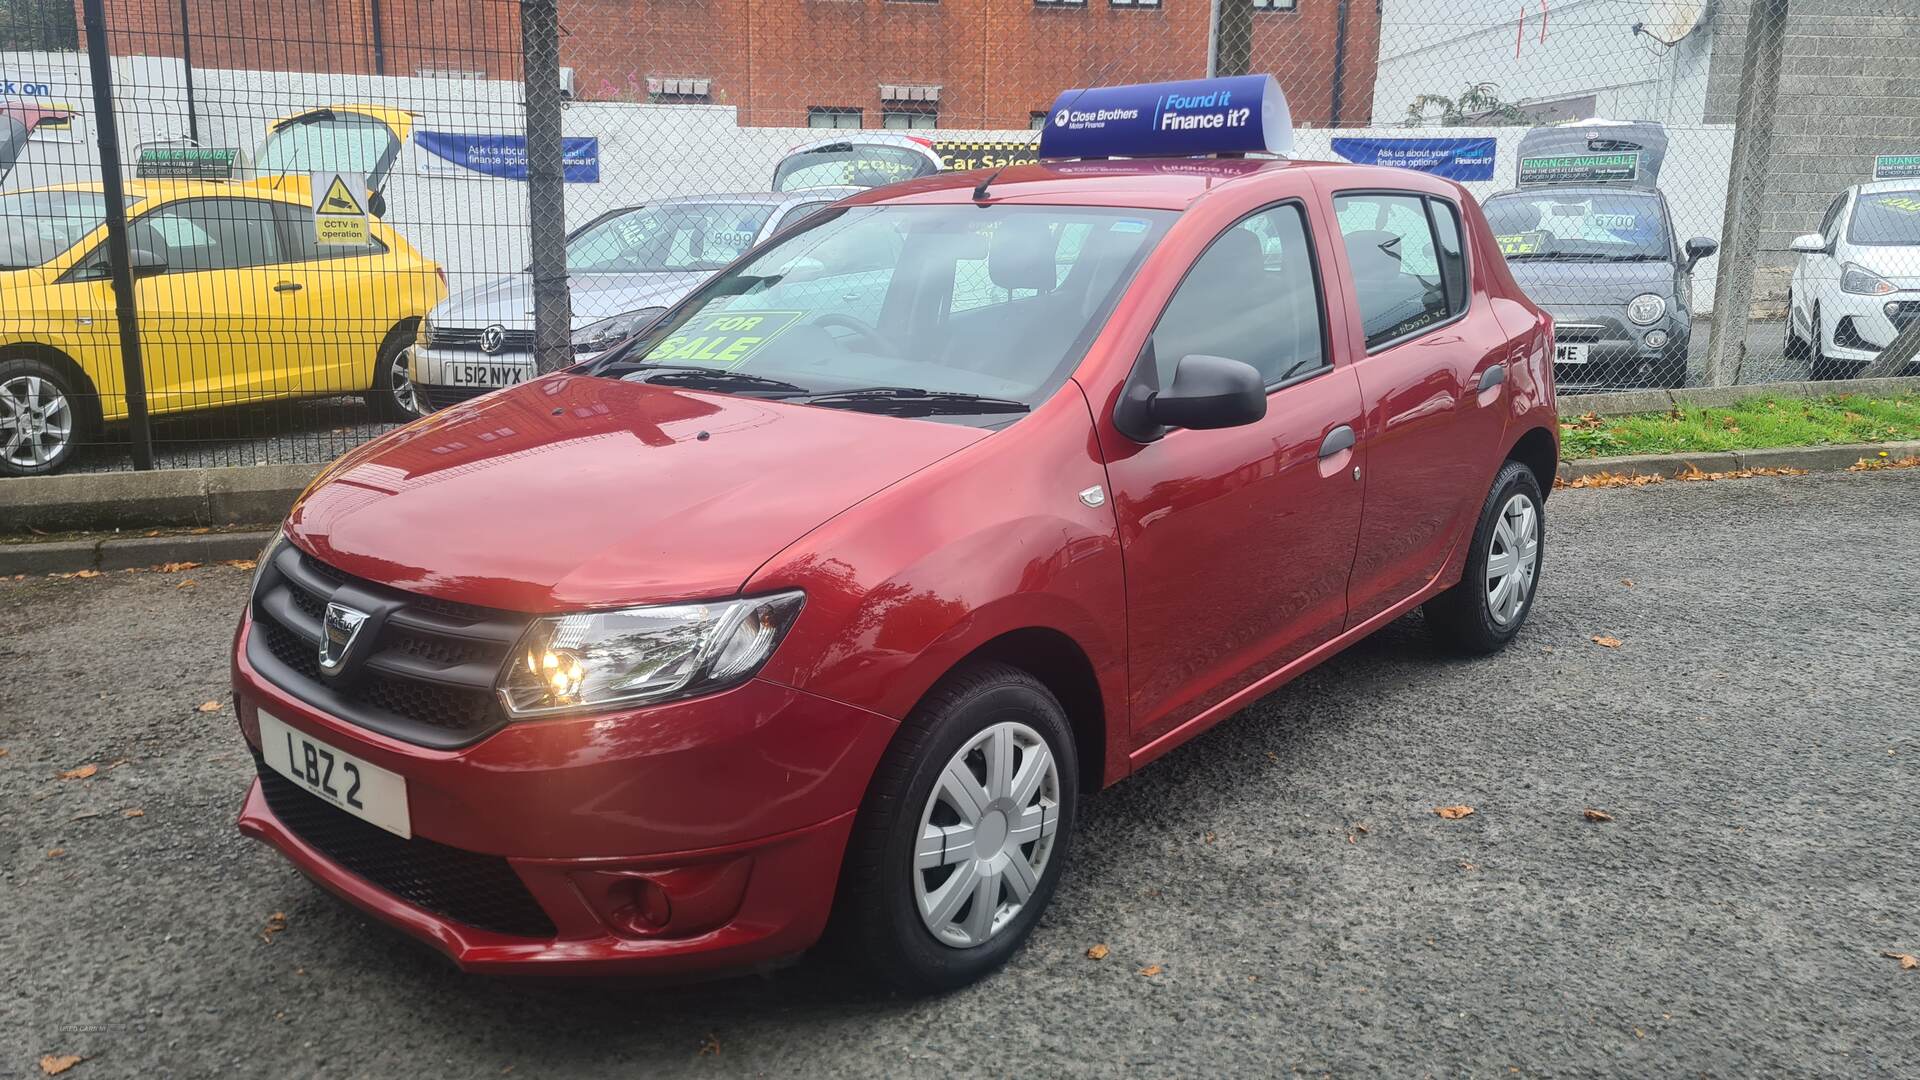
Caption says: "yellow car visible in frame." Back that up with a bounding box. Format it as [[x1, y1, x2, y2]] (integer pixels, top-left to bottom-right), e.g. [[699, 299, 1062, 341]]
[[0, 180, 445, 475]]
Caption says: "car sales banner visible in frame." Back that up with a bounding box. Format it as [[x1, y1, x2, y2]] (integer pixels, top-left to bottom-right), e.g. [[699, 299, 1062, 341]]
[[1037, 75, 1291, 159], [1330, 137, 1496, 181], [416, 130, 601, 182]]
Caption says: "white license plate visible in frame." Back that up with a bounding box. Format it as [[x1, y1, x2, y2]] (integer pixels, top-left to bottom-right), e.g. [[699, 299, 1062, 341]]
[[259, 710, 411, 838], [443, 362, 528, 388], [1554, 343, 1591, 365]]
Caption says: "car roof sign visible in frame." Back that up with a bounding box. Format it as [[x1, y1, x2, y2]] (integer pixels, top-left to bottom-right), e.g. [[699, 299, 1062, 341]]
[[1036, 75, 1291, 161]]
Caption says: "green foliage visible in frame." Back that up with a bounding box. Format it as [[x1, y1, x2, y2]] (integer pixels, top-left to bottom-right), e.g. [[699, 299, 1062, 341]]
[[1404, 83, 1531, 128], [1559, 393, 1920, 459], [0, 0, 78, 51]]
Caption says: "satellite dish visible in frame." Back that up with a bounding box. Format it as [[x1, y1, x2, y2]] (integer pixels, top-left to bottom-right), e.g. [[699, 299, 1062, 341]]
[[1638, 0, 1711, 46]]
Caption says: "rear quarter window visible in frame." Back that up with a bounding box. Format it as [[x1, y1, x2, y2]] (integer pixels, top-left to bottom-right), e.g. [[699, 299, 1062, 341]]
[[1334, 192, 1469, 350]]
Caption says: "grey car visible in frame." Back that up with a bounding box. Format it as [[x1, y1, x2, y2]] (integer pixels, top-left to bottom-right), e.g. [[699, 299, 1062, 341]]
[[407, 190, 849, 413]]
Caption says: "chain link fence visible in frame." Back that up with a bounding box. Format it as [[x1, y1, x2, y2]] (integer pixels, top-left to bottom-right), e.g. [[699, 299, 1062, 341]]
[[1, 0, 1915, 475]]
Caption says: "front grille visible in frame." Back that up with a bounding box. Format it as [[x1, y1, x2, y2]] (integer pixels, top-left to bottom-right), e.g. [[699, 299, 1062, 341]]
[[255, 755, 556, 939], [417, 383, 496, 412], [429, 326, 536, 352], [247, 544, 526, 748]]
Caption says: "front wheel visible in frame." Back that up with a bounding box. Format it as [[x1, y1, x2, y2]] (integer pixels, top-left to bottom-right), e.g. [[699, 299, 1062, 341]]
[[365, 324, 423, 422], [1425, 460, 1545, 655], [838, 661, 1078, 993], [0, 357, 87, 477]]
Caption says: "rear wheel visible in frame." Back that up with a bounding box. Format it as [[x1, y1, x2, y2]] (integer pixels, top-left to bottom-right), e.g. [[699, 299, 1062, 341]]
[[365, 323, 423, 421], [1425, 460, 1544, 655], [838, 661, 1077, 993], [0, 357, 88, 477]]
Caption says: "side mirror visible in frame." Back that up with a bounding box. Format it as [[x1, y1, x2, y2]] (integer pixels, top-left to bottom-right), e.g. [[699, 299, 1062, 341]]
[[128, 246, 167, 278], [367, 190, 388, 219], [1147, 353, 1266, 433], [1788, 233, 1830, 256], [1684, 236, 1718, 262]]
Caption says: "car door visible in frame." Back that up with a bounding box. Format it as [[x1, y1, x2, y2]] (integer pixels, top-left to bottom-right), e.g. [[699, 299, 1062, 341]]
[[1328, 188, 1510, 627], [121, 196, 301, 412], [271, 201, 395, 392], [1103, 201, 1366, 750]]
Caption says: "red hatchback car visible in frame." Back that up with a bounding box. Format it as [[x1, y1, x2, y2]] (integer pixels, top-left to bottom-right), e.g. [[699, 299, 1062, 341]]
[[232, 155, 1557, 991]]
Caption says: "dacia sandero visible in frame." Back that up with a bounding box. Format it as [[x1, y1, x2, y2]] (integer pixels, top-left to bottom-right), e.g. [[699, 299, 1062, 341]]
[[231, 79, 1558, 992]]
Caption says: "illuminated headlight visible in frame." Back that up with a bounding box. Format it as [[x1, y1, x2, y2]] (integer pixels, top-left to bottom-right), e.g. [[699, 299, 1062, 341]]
[[1626, 294, 1667, 326], [416, 313, 436, 348], [1841, 263, 1897, 296], [572, 308, 666, 356], [499, 591, 804, 717]]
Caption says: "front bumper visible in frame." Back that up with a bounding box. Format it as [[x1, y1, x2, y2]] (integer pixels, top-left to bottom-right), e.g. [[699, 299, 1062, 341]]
[[232, 613, 897, 976], [1546, 307, 1689, 391], [1816, 291, 1920, 365]]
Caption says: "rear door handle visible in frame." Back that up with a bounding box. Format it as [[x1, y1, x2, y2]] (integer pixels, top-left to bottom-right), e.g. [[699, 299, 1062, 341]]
[[1477, 363, 1506, 392], [1319, 424, 1356, 458], [273, 281, 303, 293]]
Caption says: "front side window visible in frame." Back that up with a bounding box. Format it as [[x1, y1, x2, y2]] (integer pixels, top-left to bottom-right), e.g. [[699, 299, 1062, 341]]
[[1153, 203, 1326, 387], [1481, 190, 1670, 262], [1, 190, 137, 270], [1335, 192, 1458, 349], [1846, 190, 1920, 247], [588, 203, 1173, 423], [128, 198, 284, 273], [566, 201, 778, 273]]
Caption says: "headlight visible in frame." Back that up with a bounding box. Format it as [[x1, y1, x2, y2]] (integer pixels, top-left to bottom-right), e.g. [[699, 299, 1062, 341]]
[[1626, 293, 1667, 326], [498, 591, 804, 718], [1841, 263, 1897, 296], [572, 308, 666, 356], [417, 313, 436, 348], [248, 531, 289, 607]]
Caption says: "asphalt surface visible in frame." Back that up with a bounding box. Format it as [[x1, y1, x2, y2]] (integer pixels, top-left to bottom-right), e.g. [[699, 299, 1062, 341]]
[[4, 468, 1918, 1078], [59, 318, 1805, 472]]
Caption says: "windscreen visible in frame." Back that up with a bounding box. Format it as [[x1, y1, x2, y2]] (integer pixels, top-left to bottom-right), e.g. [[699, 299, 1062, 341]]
[[567, 202, 777, 273], [773, 143, 937, 192], [590, 203, 1173, 422], [256, 113, 398, 182], [1847, 190, 1920, 247], [1483, 190, 1670, 261], [0, 190, 136, 270]]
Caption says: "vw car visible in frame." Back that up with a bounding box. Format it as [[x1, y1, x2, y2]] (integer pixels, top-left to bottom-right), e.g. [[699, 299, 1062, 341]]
[[231, 155, 1558, 992], [407, 191, 847, 414], [1786, 179, 1920, 378], [0, 181, 444, 475]]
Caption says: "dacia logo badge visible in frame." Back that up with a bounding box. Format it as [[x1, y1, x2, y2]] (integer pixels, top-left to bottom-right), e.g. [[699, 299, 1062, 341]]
[[479, 323, 507, 355], [320, 602, 370, 673]]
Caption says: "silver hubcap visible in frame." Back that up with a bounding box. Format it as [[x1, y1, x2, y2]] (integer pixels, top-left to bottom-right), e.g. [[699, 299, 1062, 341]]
[[913, 721, 1060, 949], [391, 347, 419, 416], [1485, 492, 1540, 626], [0, 374, 74, 468]]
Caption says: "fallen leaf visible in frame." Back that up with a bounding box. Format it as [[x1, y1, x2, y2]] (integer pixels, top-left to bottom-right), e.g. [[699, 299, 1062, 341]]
[[262, 911, 289, 943], [1584, 808, 1614, 823], [105, 758, 130, 769], [1203, 831, 1216, 845], [697, 1033, 721, 1057], [1459, 861, 1478, 871], [175, 579, 197, 590], [1621, 578, 1634, 588], [53, 569, 104, 579], [39, 1056, 82, 1076], [156, 561, 200, 573], [0, 746, 8, 756], [197, 701, 223, 713], [1634, 1027, 1646, 1039], [1354, 823, 1369, 834], [122, 808, 145, 819], [47, 848, 65, 858], [1435, 805, 1475, 820], [1883, 951, 1918, 970], [1592, 635, 1624, 648], [1086, 943, 1110, 960], [1137, 964, 1163, 977], [58, 764, 98, 781], [224, 559, 258, 570]]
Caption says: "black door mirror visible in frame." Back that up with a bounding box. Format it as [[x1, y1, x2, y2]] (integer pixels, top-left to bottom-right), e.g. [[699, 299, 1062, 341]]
[[1147, 353, 1266, 433], [128, 246, 168, 278], [367, 190, 388, 219], [1683, 236, 1718, 269]]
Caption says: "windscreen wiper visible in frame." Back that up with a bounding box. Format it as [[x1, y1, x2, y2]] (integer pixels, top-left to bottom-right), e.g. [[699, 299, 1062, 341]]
[[620, 364, 809, 396], [800, 386, 1031, 417]]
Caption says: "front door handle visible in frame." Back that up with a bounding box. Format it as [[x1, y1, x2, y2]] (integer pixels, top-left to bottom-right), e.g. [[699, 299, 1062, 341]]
[[1477, 363, 1506, 392], [1319, 424, 1356, 458], [273, 281, 303, 293]]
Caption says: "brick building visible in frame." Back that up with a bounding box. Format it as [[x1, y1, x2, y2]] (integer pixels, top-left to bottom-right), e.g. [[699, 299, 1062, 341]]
[[82, 0, 1378, 129]]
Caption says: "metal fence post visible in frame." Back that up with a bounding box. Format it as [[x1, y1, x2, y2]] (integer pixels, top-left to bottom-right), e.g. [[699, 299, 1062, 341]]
[[521, 0, 572, 376], [82, 0, 155, 470], [1703, 0, 1790, 388]]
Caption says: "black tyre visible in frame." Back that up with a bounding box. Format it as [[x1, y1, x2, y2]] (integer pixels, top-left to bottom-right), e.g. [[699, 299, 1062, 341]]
[[1783, 293, 1810, 361], [838, 661, 1078, 993], [1425, 460, 1545, 655], [365, 322, 423, 422], [0, 355, 90, 477]]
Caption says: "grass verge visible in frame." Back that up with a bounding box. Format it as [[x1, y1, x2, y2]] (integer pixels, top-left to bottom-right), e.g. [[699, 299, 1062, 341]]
[[1559, 392, 1920, 459]]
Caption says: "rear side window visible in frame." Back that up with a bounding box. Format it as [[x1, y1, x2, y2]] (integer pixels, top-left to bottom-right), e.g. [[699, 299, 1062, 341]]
[[274, 203, 386, 261], [1153, 203, 1327, 388], [1334, 193, 1468, 350]]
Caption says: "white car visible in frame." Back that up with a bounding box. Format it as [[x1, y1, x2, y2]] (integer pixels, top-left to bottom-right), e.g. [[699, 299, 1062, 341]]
[[1786, 179, 1920, 377]]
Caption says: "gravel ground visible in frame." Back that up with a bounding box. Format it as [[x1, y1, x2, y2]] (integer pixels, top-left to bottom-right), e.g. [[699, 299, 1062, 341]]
[[3, 468, 1917, 1078], [56, 319, 1812, 472]]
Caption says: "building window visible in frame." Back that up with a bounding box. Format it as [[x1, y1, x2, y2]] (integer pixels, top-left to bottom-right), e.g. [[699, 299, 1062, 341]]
[[809, 107, 864, 129], [883, 108, 937, 130], [1030, 111, 1049, 130], [1034, 0, 1087, 6], [647, 76, 711, 104], [1252, 0, 1298, 9], [1110, 0, 1160, 6]]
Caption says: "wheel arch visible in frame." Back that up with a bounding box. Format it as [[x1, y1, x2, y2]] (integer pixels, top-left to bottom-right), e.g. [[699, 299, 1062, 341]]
[[938, 627, 1108, 794], [1505, 424, 1558, 501], [0, 340, 103, 434]]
